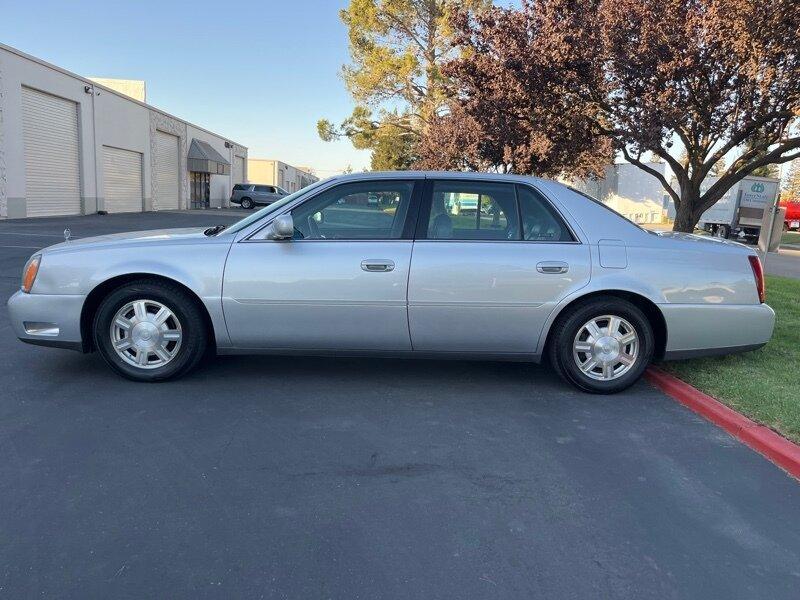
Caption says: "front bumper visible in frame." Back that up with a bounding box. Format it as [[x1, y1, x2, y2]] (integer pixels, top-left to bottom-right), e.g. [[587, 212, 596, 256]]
[[661, 303, 775, 360], [7, 290, 86, 351]]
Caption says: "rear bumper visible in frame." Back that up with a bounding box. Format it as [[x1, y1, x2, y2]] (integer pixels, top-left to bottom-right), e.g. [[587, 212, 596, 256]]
[[661, 303, 775, 360], [7, 290, 86, 351]]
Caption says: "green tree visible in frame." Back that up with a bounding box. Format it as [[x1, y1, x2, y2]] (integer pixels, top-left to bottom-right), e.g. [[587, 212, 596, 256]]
[[741, 140, 780, 178], [784, 160, 800, 200], [318, 0, 489, 169], [369, 123, 418, 170]]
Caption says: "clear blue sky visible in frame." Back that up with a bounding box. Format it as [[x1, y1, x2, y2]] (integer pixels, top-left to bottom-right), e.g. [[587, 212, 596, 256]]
[[0, 0, 372, 175]]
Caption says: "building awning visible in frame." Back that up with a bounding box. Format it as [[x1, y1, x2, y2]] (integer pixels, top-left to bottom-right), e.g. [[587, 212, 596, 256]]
[[187, 138, 231, 175]]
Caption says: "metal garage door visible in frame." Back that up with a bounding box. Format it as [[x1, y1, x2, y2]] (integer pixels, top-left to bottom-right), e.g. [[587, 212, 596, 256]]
[[154, 130, 180, 210], [103, 147, 143, 213], [21, 87, 82, 217]]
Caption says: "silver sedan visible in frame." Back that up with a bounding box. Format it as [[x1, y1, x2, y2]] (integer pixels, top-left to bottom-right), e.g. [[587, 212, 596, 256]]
[[8, 172, 775, 393]]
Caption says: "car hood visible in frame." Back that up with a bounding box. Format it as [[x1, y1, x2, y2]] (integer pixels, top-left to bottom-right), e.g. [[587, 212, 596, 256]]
[[42, 227, 212, 253]]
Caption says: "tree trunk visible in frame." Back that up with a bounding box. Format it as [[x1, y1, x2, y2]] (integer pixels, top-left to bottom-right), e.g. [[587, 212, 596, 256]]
[[672, 185, 702, 233]]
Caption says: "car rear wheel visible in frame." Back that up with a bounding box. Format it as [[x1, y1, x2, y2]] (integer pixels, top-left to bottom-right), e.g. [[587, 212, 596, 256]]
[[548, 297, 654, 394], [93, 279, 208, 382], [240, 197, 254, 209]]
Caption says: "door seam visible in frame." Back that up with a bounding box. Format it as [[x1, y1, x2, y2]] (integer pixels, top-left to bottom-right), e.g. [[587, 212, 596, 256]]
[[406, 240, 415, 351]]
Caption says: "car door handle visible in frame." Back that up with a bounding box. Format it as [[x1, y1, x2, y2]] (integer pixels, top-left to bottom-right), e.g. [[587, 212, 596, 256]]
[[361, 259, 395, 272], [536, 261, 569, 274]]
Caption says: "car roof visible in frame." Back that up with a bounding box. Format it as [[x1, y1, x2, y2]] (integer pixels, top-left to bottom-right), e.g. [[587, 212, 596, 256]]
[[327, 170, 549, 185]]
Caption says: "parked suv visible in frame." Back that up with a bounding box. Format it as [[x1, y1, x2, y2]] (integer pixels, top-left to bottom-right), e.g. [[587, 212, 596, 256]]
[[230, 184, 289, 209]]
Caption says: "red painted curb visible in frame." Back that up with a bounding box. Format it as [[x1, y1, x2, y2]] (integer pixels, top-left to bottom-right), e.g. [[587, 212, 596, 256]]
[[645, 366, 800, 480]]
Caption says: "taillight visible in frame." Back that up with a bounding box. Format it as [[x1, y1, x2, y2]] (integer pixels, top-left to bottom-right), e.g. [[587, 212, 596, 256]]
[[748, 255, 765, 303], [21, 254, 41, 293]]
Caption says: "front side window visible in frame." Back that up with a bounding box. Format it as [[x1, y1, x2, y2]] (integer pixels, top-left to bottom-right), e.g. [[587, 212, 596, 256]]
[[291, 180, 414, 240], [426, 181, 519, 240], [254, 185, 270, 193]]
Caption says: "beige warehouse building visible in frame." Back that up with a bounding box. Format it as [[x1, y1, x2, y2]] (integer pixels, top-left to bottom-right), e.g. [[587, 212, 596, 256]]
[[247, 159, 318, 193], [0, 43, 247, 218]]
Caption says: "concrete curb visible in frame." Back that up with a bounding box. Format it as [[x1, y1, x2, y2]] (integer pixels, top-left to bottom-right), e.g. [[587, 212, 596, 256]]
[[645, 366, 800, 479]]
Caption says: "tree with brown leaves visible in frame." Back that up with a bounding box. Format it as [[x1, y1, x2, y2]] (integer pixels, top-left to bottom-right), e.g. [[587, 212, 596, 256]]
[[416, 3, 612, 177], [423, 0, 800, 231]]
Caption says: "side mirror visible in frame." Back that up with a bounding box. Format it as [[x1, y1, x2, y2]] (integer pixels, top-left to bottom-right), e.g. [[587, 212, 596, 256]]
[[264, 214, 294, 240]]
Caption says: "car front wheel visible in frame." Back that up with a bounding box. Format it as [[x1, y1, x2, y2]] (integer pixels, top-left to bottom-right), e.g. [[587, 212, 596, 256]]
[[548, 297, 654, 394], [93, 279, 208, 382]]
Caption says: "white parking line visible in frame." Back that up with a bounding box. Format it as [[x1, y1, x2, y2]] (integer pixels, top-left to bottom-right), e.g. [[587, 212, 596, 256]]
[[0, 244, 42, 249], [0, 232, 80, 239], [0, 231, 66, 236]]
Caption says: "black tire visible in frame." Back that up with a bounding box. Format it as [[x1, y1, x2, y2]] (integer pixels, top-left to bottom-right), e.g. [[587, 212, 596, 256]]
[[240, 197, 254, 209], [92, 279, 208, 382], [547, 297, 654, 394], [715, 224, 729, 239]]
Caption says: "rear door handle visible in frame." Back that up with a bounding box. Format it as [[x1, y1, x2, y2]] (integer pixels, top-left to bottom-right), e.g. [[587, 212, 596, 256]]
[[361, 259, 395, 272], [536, 261, 569, 274]]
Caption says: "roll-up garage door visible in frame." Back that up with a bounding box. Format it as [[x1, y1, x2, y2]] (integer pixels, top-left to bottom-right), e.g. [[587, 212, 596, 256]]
[[154, 130, 180, 210], [21, 87, 82, 217], [103, 147, 143, 213]]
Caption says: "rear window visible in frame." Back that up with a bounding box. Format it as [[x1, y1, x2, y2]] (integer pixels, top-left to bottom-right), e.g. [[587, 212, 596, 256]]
[[232, 184, 250, 191]]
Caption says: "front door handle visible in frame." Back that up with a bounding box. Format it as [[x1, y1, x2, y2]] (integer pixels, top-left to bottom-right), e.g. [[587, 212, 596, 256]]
[[361, 259, 395, 272], [536, 261, 569, 274]]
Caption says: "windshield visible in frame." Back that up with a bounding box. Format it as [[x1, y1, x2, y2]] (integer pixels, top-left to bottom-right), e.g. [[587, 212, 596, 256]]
[[222, 179, 332, 234]]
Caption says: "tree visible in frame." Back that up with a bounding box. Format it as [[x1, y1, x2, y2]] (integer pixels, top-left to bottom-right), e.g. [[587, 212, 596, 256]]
[[784, 160, 800, 200], [425, 0, 800, 231], [593, 0, 799, 231], [709, 158, 727, 177], [369, 121, 418, 170], [318, 0, 489, 169], [416, 3, 612, 176]]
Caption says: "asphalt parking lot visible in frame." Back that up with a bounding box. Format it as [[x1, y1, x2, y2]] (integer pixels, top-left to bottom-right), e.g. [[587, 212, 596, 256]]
[[1, 211, 799, 599]]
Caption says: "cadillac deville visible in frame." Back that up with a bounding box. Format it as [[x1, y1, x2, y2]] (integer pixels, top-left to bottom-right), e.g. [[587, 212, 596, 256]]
[[8, 172, 775, 393]]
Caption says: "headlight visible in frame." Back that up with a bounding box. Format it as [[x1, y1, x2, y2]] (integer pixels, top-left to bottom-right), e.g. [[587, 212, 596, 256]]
[[21, 254, 41, 293]]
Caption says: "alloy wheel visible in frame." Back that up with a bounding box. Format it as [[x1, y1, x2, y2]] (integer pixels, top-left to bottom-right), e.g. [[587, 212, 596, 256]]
[[572, 314, 639, 381], [109, 299, 183, 369]]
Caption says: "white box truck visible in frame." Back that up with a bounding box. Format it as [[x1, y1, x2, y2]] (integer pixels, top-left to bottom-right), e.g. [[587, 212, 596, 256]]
[[668, 176, 780, 242]]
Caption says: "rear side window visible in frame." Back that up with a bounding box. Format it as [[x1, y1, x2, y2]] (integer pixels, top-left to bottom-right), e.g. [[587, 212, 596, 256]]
[[254, 185, 270, 192], [233, 184, 250, 191], [518, 185, 575, 241], [422, 181, 574, 242], [426, 181, 519, 240]]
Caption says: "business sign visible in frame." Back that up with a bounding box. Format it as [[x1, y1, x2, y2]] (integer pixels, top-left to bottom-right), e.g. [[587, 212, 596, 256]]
[[740, 180, 776, 209]]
